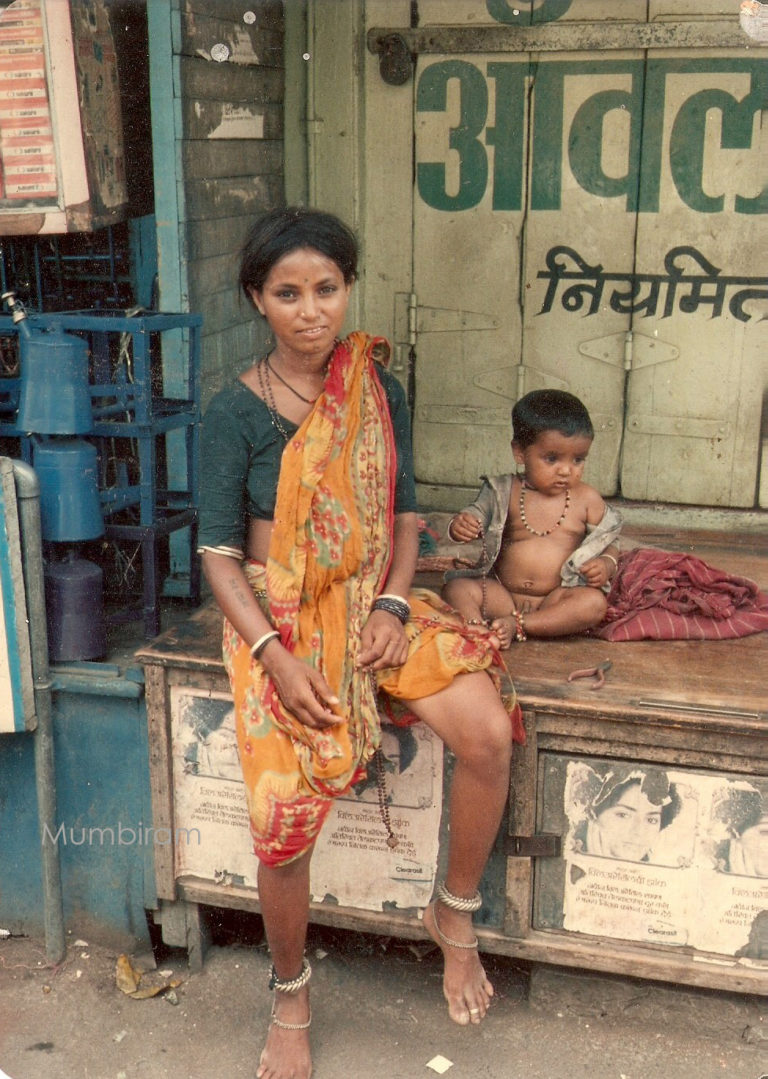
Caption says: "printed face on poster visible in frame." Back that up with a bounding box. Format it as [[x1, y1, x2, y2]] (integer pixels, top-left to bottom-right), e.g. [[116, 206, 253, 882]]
[[538, 756, 768, 960], [169, 687, 443, 912]]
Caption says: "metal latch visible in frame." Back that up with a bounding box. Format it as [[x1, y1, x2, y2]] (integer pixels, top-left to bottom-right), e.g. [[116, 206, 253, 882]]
[[504, 834, 561, 858]]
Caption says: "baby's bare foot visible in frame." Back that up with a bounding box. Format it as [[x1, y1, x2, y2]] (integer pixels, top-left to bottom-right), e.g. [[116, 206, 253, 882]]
[[490, 616, 515, 649]]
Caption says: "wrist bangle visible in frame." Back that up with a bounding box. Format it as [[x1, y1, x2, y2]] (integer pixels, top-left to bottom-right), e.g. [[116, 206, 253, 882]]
[[372, 595, 411, 624], [250, 630, 280, 660], [602, 553, 618, 573]]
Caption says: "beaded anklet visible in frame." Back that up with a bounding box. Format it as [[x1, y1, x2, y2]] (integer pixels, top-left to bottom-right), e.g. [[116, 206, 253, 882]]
[[513, 610, 527, 642]]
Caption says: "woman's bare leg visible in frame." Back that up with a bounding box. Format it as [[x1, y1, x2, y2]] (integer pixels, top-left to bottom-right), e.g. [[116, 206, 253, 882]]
[[405, 671, 513, 1026], [256, 850, 313, 1079]]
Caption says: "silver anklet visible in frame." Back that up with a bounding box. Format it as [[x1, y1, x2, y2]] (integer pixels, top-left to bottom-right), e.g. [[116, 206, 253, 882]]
[[437, 882, 483, 913], [270, 1003, 312, 1031], [432, 903, 479, 951], [268, 957, 312, 993]]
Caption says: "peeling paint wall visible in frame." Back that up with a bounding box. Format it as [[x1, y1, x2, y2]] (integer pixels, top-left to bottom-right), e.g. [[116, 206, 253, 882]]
[[177, 0, 285, 406]]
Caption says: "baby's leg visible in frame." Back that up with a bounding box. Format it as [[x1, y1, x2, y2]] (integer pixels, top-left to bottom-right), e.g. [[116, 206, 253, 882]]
[[442, 577, 518, 647], [441, 576, 486, 623], [521, 585, 607, 638]]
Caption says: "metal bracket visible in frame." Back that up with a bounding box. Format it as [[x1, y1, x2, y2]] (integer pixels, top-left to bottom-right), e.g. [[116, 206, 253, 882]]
[[368, 20, 756, 62], [505, 833, 561, 858]]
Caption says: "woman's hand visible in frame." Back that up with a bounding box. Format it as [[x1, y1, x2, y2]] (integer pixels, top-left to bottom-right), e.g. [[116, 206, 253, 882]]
[[260, 640, 342, 730], [356, 609, 409, 671]]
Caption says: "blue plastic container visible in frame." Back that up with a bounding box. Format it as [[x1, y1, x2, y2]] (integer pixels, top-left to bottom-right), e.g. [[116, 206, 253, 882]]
[[34, 438, 104, 542]]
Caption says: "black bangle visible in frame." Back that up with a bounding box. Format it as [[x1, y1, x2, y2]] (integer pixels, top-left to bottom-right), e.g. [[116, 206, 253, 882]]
[[371, 596, 410, 624]]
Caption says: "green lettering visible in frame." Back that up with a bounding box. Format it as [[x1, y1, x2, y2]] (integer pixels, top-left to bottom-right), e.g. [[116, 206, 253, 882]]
[[417, 61, 488, 211], [486, 0, 572, 24], [670, 84, 768, 214], [569, 87, 643, 209], [487, 62, 527, 210]]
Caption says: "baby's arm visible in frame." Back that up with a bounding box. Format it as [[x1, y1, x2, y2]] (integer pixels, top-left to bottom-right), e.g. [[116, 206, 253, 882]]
[[578, 487, 619, 588]]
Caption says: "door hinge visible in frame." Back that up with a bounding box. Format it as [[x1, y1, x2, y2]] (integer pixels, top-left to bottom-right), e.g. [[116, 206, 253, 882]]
[[579, 330, 679, 371], [504, 833, 561, 858]]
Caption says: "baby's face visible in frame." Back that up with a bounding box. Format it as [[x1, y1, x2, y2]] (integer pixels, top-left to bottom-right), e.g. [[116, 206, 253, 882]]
[[513, 430, 593, 496]]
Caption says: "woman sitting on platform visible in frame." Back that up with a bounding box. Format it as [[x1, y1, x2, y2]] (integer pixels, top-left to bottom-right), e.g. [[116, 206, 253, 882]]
[[197, 207, 524, 1079]]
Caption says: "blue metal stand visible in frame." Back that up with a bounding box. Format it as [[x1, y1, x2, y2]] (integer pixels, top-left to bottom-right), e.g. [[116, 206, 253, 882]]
[[0, 310, 202, 638]]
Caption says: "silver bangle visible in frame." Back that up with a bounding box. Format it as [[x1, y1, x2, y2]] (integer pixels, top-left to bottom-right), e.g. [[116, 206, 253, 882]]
[[268, 957, 312, 993], [436, 882, 483, 912], [250, 630, 279, 660], [601, 552, 618, 573]]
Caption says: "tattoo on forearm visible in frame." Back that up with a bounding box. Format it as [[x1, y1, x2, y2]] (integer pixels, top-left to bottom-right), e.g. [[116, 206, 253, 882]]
[[228, 576, 251, 610]]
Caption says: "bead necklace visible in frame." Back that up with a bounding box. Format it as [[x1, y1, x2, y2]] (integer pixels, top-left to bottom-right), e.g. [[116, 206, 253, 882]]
[[266, 355, 320, 405], [519, 482, 570, 536], [256, 357, 292, 441]]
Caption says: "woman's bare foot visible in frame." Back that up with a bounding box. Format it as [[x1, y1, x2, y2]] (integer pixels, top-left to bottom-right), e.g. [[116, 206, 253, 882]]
[[256, 988, 312, 1079], [422, 901, 494, 1025]]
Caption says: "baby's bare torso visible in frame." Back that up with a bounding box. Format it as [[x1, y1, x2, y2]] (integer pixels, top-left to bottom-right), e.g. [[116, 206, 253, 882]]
[[494, 481, 589, 597]]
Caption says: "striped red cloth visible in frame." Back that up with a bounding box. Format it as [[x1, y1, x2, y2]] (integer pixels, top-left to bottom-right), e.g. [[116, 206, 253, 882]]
[[593, 547, 768, 641]]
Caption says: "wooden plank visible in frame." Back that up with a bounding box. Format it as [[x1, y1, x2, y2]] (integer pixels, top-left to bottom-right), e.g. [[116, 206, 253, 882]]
[[144, 664, 177, 901], [504, 707, 537, 937], [175, 875, 768, 993], [187, 214, 261, 260], [189, 251, 253, 299], [183, 0, 284, 31], [181, 55, 283, 102], [183, 98, 283, 141], [182, 139, 282, 179], [180, 14, 282, 68], [185, 174, 282, 222]]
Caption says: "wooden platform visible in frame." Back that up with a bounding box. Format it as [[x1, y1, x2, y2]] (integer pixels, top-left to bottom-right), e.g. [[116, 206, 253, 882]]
[[139, 523, 768, 728], [137, 525, 768, 992]]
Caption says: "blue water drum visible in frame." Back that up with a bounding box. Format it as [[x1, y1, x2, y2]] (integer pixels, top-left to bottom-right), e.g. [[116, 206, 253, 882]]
[[45, 558, 106, 661], [17, 324, 92, 434], [33, 438, 104, 542]]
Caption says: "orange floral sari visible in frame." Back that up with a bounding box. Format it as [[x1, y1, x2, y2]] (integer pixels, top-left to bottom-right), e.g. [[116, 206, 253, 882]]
[[222, 332, 522, 867]]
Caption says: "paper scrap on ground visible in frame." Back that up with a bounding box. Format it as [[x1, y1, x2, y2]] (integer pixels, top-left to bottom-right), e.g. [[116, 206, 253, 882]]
[[426, 1056, 453, 1074]]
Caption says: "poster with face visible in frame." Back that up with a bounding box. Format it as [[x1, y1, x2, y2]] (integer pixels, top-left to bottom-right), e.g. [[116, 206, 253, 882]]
[[169, 687, 443, 911], [535, 756, 768, 960]]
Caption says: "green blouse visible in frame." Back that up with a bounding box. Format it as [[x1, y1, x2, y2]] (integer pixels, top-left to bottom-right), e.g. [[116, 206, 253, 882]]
[[198, 363, 417, 553]]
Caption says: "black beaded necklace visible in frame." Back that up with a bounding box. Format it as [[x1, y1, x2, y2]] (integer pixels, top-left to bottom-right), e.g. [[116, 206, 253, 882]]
[[266, 355, 320, 405], [256, 357, 291, 441]]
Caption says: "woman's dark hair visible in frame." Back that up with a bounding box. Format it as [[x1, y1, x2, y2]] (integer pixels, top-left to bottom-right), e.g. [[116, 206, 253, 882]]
[[512, 389, 594, 449], [590, 768, 682, 830], [239, 206, 358, 298]]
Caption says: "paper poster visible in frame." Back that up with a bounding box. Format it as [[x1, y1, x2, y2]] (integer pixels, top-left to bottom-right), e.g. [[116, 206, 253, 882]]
[[555, 759, 768, 958], [0, 0, 58, 201], [170, 687, 443, 912]]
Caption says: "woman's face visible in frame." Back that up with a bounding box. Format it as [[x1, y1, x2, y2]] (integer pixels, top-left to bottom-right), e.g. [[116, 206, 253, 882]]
[[250, 246, 352, 363], [738, 813, 768, 877], [593, 781, 663, 861]]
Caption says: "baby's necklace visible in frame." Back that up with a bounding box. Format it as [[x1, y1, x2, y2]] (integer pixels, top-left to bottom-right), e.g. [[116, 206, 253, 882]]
[[519, 481, 570, 536]]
